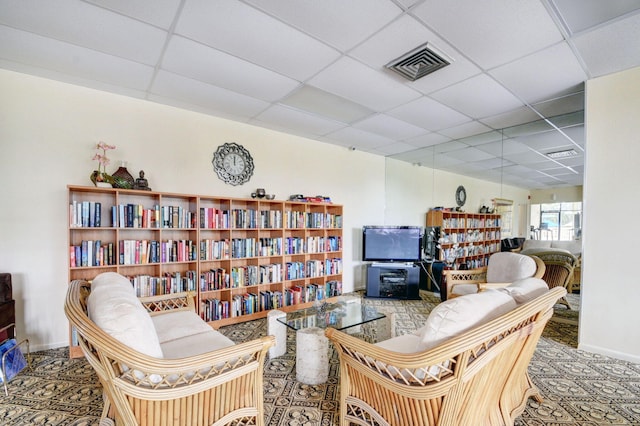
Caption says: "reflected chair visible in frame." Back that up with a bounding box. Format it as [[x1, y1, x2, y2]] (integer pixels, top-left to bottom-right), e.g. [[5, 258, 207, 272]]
[[527, 250, 578, 309], [443, 252, 545, 300]]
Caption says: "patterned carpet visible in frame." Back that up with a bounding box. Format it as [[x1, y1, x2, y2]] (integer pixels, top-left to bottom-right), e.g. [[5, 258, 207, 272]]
[[0, 292, 639, 425]]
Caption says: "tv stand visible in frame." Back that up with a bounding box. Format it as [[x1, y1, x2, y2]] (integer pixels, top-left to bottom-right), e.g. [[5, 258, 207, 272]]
[[366, 263, 420, 300]]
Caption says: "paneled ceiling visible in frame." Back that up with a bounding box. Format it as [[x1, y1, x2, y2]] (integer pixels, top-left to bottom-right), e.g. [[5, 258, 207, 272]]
[[2, 0, 640, 189]]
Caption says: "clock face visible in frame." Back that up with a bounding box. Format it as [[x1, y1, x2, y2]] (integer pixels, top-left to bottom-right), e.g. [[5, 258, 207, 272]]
[[455, 185, 467, 207], [212, 143, 254, 186]]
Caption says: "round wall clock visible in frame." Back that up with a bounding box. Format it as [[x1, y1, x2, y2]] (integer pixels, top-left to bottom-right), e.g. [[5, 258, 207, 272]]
[[455, 185, 467, 207], [212, 142, 254, 186]]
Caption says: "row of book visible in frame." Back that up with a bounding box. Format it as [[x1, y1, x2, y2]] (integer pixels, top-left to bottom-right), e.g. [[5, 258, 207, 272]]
[[69, 201, 197, 228], [442, 217, 502, 229], [284, 212, 343, 230], [119, 239, 197, 265], [70, 240, 115, 267], [283, 236, 341, 255], [440, 229, 502, 244], [129, 271, 197, 297], [199, 280, 343, 322], [200, 208, 284, 229], [72, 201, 342, 230]]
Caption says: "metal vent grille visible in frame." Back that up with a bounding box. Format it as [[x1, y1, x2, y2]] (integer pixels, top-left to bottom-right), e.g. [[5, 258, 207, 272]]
[[386, 42, 453, 81]]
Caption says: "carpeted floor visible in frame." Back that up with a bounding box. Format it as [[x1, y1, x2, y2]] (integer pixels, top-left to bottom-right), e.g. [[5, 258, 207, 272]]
[[0, 292, 639, 425]]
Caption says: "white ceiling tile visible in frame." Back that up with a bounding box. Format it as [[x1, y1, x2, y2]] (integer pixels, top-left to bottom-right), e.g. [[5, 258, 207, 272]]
[[437, 120, 493, 139], [84, 0, 182, 29], [150, 70, 270, 119], [162, 36, 299, 102], [531, 91, 585, 118], [572, 12, 640, 77], [376, 141, 421, 155], [254, 104, 347, 136], [175, 0, 340, 80], [475, 139, 531, 157], [490, 43, 588, 104], [442, 147, 494, 162], [0, 26, 154, 90], [353, 114, 428, 140], [430, 74, 524, 118], [457, 130, 504, 146], [405, 133, 451, 148], [0, 0, 167, 65], [280, 85, 373, 123], [433, 153, 465, 167], [0, 58, 149, 100], [479, 106, 544, 130], [435, 141, 468, 153], [308, 56, 422, 111], [552, 0, 640, 34], [501, 164, 538, 177], [515, 131, 574, 152], [148, 93, 253, 124], [245, 0, 401, 50], [324, 126, 395, 150], [386, 96, 470, 131], [413, 0, 563, 69], [470, 157, 515, 170], [503, 150, 551, 165]]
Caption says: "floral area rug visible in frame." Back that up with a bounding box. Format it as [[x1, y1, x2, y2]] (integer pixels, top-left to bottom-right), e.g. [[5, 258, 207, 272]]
[[0, 291, 638, 426]]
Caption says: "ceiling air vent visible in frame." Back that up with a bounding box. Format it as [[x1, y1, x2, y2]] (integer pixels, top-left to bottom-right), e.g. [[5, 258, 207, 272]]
[[386, 42, 453, 81]]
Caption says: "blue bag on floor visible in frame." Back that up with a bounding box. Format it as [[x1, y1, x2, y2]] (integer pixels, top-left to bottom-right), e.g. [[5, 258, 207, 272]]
[[0, 338, 27, 382]]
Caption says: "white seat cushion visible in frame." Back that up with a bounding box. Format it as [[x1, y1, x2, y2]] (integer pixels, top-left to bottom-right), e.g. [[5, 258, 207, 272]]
[[152, 311, 215, 344], [498, 277, 548, 304], [160, 331, 235, 359], [375, 333, 422, 353], [416, 289, 516, 351]]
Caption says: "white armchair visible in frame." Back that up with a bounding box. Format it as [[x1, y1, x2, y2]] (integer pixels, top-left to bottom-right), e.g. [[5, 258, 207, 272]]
[[443, 252, 546, 299]]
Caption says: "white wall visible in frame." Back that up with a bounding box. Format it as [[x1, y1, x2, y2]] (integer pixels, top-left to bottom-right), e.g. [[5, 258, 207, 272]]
[[530, 186, 583, 204], [0, 69, 528, 352], [581, 66, 640, 363]]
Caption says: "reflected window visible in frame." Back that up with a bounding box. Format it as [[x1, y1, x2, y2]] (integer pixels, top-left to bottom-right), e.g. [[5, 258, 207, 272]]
[[530, 202, 582, 241]]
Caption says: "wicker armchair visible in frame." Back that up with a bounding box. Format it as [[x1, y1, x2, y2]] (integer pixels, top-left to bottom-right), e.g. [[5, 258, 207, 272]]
[[528, 250, 578, 309], [443, 252, 545, 299], [326, 286, 566, 426], [64, 279, 274, 426]]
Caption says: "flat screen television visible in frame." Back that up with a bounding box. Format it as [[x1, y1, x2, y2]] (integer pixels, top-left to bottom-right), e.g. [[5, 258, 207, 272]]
[[362, 226, 423, 262]]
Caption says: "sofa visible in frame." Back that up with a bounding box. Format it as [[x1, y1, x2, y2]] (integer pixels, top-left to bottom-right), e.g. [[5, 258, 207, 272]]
[[326, 278, 566, 426], [520, 239, 582, 292], [64, 272, 274, 426]]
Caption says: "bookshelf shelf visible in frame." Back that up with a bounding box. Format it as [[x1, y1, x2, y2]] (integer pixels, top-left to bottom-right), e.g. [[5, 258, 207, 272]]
[[67, 185, 343, 358], [426, 209, 501, 270]]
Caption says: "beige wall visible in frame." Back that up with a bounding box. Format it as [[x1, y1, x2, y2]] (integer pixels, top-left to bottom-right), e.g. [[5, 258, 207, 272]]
[[530, 186, 583, 204], [582, 66, 640, 363], [0, 68, 547, 355]]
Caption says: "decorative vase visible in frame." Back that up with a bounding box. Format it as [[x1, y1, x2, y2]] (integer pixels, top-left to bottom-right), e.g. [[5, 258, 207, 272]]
[[90, 170, 112, 187], [112, 162, 134, 189]]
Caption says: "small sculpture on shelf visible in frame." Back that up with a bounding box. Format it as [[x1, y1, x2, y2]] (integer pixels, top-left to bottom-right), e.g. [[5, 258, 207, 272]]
[[133, 170, 151, 191]]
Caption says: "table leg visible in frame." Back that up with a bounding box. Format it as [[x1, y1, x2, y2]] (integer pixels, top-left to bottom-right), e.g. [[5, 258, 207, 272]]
[[267, 310, 287, 359], [296, 327, 328, 385]]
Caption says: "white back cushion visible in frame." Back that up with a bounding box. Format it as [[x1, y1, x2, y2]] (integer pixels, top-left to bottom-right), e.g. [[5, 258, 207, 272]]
[[417, 289, 516, 351], [486, 252, 537, 283], [87, 273, 163, 358]]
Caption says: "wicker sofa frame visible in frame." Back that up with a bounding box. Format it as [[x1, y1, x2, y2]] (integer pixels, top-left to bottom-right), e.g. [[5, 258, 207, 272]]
[[326, 286, 566, 426], [64, 279, 274, 426]]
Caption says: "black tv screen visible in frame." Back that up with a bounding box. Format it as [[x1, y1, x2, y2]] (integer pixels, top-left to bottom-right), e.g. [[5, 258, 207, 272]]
[[362, 226, 423, 262]]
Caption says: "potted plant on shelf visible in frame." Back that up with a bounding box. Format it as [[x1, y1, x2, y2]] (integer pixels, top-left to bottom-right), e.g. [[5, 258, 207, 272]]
[[90, 141, 116, 187]]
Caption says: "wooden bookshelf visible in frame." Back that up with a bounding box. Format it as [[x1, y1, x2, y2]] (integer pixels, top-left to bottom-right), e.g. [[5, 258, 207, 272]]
[[67, 185, 343, 358], [426, 210, 501, 270]]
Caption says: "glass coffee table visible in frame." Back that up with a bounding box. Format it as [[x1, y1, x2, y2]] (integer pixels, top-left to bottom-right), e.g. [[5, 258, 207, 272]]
[[267, 298, 386, 385]]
